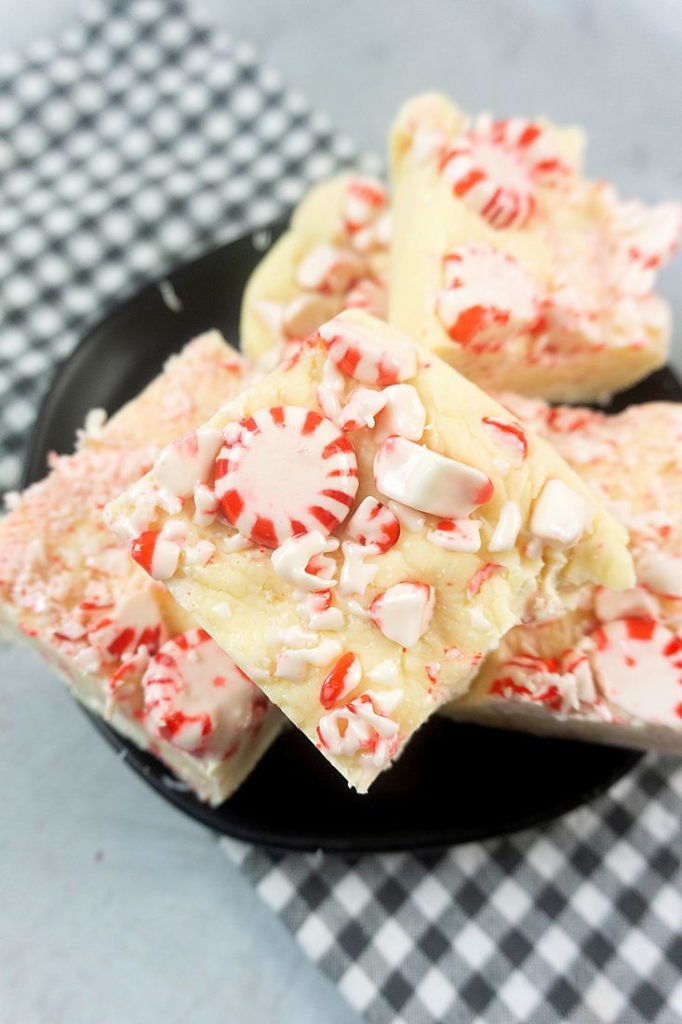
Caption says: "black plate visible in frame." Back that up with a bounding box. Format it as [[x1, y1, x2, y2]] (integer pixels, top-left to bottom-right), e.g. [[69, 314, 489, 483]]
[[27, 227, 680, 854]]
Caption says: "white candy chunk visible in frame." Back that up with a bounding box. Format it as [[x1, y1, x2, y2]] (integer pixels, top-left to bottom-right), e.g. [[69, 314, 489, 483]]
[[636, 552, 682, 599], [374, 436, 494, 518], [530, 479, 594, 546], [271, 532, 339, 592], [594, 586, 659, 623], [318, 310, 418, 385], [153, 427, 223, 498], [275, 639, 342, 681], [427, 518, 482, 553], [338, 387, 387, 431], [316, 356, 347, 423], [369, 582, 435, 648], [339, 541, 380, 596], [193, 482, 219, 527], [488, 500, 522, 552], [591, 619, 682, 727], [295, 243, 363, 294], [373, 384, 427, 443]]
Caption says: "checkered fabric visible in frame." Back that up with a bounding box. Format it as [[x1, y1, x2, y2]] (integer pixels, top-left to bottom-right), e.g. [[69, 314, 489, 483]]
[[0, 0, 375, 492], [3, 4, 681, 1023], [224, 756, 682, 1024]]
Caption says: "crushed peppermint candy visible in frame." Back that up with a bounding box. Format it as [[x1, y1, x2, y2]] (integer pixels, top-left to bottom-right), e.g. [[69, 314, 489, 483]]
[[369, 581, 435, 648]]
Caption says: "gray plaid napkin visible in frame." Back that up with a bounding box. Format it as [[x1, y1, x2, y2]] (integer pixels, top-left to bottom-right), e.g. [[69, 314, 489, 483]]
[[2, 4, 681, 1023]]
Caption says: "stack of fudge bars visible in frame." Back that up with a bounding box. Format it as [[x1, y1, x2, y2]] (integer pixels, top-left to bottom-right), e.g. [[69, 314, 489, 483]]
[[2, 93, 681, 804]]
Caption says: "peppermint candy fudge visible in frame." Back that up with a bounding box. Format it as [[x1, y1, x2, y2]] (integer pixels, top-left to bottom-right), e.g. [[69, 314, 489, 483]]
[[106, 310, 634, 792], [0, 332, 283, 805], [448, 397, 682, 752], [390, 93, 682, 402], [241, 173, 389, 363]]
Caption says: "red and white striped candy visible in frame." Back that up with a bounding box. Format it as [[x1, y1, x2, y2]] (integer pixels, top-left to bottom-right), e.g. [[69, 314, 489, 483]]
[[426, 517, 482, 553], [296, 244, 364, 294], [343, 176, 388, 235], [142, 628, 269, 759], [131, 527, 183, 580], [369, 581, 435, 648], [318, 311, 418, 386], [153, 427, 223, 499], [440, 116, 570, 229], [437, 247, 540, 348], [214, 406, 359, 548], [591, 618, 682, 727], [346, 497, 400, 552], [89, 590, 166, 662], [319, 651, 362, 709], [374, 436, 494, 518]]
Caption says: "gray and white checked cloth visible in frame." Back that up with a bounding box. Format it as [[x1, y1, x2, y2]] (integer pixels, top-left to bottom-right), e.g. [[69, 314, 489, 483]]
[[1, 3, 681, 1022]]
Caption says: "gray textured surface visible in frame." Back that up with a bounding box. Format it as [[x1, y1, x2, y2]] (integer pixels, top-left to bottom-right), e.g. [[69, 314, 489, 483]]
[[1, 3, 681, 1023]]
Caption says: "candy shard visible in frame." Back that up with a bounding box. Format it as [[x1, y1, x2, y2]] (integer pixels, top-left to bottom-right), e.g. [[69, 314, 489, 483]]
[[131, 525, 183, 581], [214, 405, 359, 547], [153, 427, 223, 499], [319, 651, 362, 708], [346, 497, 400, 552], [373, 384, 426, 443], [318, 309, 417, 385], [530, 479, 593, 546], [271, 532, 339, 592], [374, 435, 494, 518], [426, 518, 482, 553], [369, 582, 435, 648], [489, 501, 522, 553]]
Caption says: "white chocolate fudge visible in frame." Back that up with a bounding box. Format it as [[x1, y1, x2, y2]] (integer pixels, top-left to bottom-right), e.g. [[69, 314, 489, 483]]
[[106, 310, 633, 792], [390, 93, 682, 402], [0, 333, 283, 805], [447, 397, 682, 753], [241, 174, 389, 363]]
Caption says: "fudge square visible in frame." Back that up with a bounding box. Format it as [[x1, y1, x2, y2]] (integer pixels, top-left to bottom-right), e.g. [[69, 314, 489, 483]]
[[0, 332, 283, 806], [389, 92, 682, 403], [448, 396, 682, 753], [106, 310, 634, 792], [241, 173, 389, 363]]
